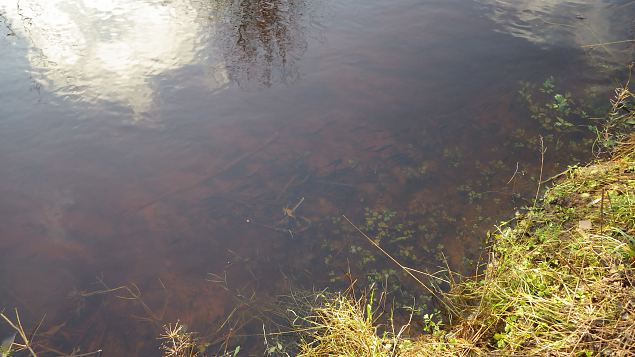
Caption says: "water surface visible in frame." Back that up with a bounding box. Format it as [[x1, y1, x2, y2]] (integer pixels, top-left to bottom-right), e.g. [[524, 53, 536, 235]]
[[0, 0, 633, 354]]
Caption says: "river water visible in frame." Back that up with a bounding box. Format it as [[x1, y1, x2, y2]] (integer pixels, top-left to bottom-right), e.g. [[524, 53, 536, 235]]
[[0, 0, 633, 355]]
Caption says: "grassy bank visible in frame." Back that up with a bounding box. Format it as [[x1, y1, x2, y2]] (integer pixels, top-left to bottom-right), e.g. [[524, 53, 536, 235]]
[[286, 87, 635, 356]]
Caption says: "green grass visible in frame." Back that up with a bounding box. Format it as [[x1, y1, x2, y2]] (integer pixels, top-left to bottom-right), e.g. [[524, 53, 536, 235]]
[[432, 144, 635, 355]]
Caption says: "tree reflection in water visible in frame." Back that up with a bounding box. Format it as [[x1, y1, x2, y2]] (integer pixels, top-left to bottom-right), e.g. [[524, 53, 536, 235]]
[[212, 0, 309, 87]]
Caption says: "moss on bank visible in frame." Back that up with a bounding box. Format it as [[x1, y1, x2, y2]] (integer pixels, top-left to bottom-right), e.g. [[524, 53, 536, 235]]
[[289, 92, 635, 356]]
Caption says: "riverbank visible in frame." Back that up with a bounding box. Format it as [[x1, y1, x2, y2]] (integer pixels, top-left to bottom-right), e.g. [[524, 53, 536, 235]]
[[288, 85, 635, 356]]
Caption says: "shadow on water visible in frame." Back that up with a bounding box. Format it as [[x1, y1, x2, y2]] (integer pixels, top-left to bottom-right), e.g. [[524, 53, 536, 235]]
[[0, 0, 633, 355]]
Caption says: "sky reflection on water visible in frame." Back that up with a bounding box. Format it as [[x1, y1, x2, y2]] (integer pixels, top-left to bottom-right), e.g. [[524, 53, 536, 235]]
[[1, 0, 229, 117]]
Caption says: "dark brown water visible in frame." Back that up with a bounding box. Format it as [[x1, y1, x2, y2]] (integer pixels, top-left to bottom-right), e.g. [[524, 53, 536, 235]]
[[0, 0, 633, 355]]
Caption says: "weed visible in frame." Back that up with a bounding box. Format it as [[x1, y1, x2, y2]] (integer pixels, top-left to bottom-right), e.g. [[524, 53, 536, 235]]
[[159, 321, 204, 357], [519, 78, 584, 133], [289, 289, 411, 357], [591, 69, 635, 155]]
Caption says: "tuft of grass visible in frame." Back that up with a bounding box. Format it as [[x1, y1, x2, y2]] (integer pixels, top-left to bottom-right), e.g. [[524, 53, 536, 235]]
[[592, 67, 635, 155], [292, 290, 412, 357], [436, 135, 635, 356]]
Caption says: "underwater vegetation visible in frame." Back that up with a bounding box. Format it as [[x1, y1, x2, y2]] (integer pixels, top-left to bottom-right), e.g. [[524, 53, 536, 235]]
[[268, 77, 635, 356]]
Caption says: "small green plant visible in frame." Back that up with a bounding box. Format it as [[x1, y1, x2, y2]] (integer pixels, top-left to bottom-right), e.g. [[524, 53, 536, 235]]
[[519, 78, 582, 132], [541, 76, 555, 94], [552, 94, 570, 114], [421, 311, 444, 336]]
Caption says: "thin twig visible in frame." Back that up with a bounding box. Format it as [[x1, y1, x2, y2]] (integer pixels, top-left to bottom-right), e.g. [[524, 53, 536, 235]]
[[534, 136, 546, 208], [342, 215, 459, 317], [68, 350, 103, 357], [506, 162, 520, 185]]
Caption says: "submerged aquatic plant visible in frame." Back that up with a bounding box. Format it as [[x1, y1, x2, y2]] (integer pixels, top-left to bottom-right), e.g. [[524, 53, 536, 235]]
[[276, 79, 635, 356], [518, 77, 584, 132]]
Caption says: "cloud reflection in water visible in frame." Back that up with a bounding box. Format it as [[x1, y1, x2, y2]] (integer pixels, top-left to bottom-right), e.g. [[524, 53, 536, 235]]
[[0, 0, 229, 118]]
